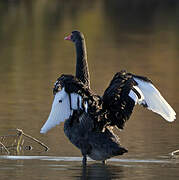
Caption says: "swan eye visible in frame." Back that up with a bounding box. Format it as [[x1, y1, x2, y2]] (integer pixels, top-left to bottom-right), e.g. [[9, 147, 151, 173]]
[[59, 100, 62, 103]]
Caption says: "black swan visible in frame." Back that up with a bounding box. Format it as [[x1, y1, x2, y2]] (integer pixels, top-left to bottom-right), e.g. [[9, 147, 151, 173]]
[[40, 31, 176, 165]]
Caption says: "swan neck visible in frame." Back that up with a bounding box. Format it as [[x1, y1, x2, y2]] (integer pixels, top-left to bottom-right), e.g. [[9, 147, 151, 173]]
[[75, 40, 90, 87]]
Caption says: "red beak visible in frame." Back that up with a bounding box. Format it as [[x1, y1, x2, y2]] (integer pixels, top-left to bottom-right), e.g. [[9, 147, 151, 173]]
[[64, 34, 72, 40]]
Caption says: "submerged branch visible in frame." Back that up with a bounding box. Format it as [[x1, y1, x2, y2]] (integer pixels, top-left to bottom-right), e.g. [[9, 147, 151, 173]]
[[16, 129, 49, 151], [0, 129, 49, 155], [170, 149, 179, 157], [0, 141, 10, 154]]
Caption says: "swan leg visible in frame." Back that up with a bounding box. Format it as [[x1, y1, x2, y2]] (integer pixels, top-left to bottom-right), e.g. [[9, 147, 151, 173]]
[[81, 145, 87, 166], [102, 160, 107, 164], [82, 155, 87, 166], [80, 140, 90, 166]]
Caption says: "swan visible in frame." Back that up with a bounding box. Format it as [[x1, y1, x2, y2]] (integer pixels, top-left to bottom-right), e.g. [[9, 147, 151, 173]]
[[40, 31, 176, 165]]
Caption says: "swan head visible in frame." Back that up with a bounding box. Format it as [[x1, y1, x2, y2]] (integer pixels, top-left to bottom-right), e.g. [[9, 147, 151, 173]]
[[64, 31, 84, 43]]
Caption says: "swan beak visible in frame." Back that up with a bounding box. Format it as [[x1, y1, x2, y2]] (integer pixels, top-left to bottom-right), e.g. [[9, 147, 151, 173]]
[[64, 34, 72, 41]]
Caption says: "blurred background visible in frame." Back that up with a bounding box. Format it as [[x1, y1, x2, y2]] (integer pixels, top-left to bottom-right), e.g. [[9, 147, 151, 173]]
[[0, 1, 179, 179], [0, 0, 178, 161]]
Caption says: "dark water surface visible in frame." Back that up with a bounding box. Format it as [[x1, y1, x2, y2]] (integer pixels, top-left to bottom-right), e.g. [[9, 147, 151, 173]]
[[0, 1, 179, 179]]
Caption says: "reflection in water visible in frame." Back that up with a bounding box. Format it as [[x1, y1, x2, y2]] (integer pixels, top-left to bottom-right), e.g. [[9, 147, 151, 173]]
[[81, 163, 123, 180], [104, 0, 179, 31], [0, 129, 49, 156], [0, 156, 179, 179]]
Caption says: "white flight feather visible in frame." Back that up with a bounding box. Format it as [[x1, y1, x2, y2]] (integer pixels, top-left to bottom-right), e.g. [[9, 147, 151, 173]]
[[84, 101, 88, 113], [129, 86, 144, 105], [40, 88, 85, 134], [70, 93, 83, 110], [129, 77, 176, 122], [40, 88, 71, 133]]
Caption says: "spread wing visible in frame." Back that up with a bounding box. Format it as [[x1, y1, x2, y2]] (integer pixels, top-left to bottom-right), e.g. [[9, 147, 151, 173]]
[[102, 72, 136, 129], [131, 76, 176, 122], [40, 87, 84, 134], [103, 71, 176, 129]]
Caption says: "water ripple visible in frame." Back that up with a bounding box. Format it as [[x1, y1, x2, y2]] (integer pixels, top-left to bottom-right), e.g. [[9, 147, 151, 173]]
[[0, 155, 178, 164]]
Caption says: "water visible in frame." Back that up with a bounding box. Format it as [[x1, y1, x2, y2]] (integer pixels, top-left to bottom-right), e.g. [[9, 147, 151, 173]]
[[0, 0, 179, 179], [0, 156, 179, 180]]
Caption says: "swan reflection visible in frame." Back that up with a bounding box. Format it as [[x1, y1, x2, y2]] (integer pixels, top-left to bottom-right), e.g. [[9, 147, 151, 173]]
[[80, 163, 124, 180]]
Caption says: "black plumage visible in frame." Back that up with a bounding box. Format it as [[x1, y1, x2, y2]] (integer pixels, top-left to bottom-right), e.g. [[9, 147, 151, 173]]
[[41, 31, 176, 166]]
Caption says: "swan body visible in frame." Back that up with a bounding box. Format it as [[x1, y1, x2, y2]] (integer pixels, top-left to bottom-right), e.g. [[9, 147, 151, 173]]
[[40, 31, 176, 165]]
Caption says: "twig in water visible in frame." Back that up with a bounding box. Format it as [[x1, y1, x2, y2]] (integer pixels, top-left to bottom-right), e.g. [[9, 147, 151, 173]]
[[170, 149, 179, 157], [16, 129, 49, 151], [0, 141, 10, 154]]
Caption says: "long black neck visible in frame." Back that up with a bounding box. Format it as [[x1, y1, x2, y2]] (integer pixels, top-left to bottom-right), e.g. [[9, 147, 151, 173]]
[[75, 39, 90, 87]]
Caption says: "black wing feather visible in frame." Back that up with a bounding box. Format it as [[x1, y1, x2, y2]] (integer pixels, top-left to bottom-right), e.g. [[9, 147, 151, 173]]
[[102, 71, 137, 129]]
